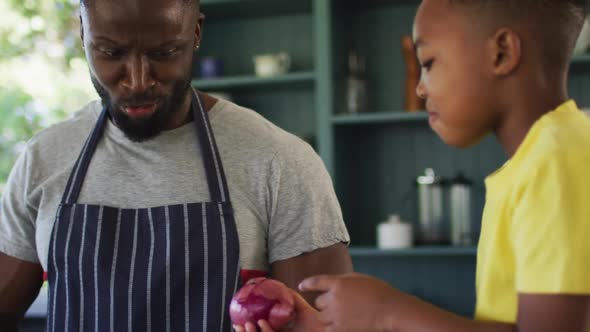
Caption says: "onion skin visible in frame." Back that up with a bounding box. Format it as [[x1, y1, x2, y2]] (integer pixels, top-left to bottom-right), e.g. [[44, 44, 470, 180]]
[[230, 277, 295, 329]]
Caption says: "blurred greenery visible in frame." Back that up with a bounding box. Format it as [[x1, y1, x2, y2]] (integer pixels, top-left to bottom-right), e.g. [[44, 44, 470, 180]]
[[0, 0, 96, 194], [0, 88, 43, 189], [1, 0, 82, 65]]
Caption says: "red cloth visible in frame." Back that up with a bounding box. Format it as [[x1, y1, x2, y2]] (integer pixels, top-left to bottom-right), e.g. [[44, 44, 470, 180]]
[[240, 269, 268, 285], [44, 270, 268, 284]]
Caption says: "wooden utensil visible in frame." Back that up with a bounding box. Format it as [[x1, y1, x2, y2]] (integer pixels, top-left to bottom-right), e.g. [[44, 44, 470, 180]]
[[401, 35, 425, 112]]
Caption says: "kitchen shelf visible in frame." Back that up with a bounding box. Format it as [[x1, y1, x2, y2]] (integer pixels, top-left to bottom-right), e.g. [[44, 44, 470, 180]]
[[332, 111, 428, 125], [200, 0, 312, 20], [571, 54, 590, 65], [191, 71, 316, 90], [349, 246, 478, 257]]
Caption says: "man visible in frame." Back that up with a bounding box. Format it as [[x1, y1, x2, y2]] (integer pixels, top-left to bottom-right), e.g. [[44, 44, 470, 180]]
[[0, 0, 352, 330]]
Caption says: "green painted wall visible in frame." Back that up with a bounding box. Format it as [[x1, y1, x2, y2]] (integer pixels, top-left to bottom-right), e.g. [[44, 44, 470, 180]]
[[193, 0, 590, 318]]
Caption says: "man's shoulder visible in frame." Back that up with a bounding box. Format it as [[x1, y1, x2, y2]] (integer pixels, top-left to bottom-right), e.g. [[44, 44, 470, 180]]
[[28, 100, 99, 149], [24, 100, 100, 171], [212, 99, 316, 157]]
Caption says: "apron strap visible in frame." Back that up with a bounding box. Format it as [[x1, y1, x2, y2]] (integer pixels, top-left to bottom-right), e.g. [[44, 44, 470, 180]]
[[60, 108, 108, 205], [191, 90, 231, 203], [61, 90, 231, 204]]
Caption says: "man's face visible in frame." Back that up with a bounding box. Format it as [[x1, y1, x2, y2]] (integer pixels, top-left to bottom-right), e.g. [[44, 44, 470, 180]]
[[81, 0, 201, 142], [413, 0, 499, 148]]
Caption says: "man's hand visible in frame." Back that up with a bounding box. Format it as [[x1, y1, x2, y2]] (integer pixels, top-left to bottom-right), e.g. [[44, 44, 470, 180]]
[[233, 288, 324, 332]]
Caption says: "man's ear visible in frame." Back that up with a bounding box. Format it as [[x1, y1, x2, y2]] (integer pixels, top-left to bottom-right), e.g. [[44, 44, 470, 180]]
[[489, 28, 522, 76], [194, 13, 205, 50]]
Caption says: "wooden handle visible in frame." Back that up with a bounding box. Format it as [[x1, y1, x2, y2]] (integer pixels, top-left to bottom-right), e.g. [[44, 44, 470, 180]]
[[401, 35, 425, 112]]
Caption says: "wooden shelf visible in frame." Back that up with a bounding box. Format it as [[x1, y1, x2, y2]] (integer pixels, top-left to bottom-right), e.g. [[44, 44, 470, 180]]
[[200, 0, 312, 20], [349, 246, 477, 257], [332, 111, 428, 125], [191, 71, 315, 90], [571, 54, 590, 65]]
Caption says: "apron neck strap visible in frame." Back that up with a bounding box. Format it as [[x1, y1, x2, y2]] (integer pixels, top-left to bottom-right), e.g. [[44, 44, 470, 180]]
[[61, 90, 231, 205], [60, 107, 108, 205], [191, 90, 231, 203]]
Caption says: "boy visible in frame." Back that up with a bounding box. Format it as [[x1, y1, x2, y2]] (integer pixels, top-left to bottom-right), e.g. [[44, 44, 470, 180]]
[[235, 0, 590, 331]]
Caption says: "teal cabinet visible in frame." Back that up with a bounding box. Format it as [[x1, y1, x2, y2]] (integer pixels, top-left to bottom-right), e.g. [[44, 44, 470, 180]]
[[195, 0, 323, 148], [193, 0, 590, 317], [350, 247, 477, 316]]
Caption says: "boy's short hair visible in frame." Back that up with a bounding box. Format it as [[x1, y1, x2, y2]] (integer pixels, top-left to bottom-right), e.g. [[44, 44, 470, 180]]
[[448, 0, 587, 68], [448, 0, 586, 23]]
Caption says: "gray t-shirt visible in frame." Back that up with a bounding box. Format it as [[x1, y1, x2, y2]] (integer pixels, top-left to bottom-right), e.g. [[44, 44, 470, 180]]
[[0, 99, 349, 272]]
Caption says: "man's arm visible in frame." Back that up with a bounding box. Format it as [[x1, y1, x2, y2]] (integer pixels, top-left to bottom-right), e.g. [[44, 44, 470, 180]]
[[0, 252, 43, 332], [270, 243, 352, 305]]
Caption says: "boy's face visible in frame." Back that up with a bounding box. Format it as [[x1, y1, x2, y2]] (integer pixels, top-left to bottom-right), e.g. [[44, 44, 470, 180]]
[[413, 0, 498, 147]]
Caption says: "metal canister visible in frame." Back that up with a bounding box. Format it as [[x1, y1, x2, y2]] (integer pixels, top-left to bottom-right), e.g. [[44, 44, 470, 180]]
[[416, 168, 448, 245], [449, 173, 473, 246]]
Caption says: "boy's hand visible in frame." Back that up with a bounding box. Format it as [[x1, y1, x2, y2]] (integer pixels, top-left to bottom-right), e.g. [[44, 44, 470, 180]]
[[233, 288, 325, 332], [299, 273, 403, 332]]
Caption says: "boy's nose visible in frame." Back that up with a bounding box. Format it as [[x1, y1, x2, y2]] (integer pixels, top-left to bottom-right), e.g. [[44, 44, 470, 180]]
[[416, 80, 427, 100]]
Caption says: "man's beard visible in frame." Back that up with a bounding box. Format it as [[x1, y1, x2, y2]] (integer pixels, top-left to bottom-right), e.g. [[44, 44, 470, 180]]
[[91, 74, 193, 142]]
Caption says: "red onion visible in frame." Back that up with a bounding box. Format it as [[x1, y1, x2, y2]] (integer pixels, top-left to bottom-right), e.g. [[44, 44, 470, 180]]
[[230, 277, 295, 329]]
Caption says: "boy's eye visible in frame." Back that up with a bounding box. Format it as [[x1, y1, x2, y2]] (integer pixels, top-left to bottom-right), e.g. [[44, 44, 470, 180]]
[[421, 59, 434, 71], [422, 59, 434, 69]]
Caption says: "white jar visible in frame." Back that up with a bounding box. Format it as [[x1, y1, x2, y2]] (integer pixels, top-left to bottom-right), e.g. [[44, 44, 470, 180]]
[[377, 215, 413, 249]]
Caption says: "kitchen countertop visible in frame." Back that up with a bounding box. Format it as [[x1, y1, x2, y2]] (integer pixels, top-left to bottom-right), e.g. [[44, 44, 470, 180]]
[[25, 283, 48, 318]]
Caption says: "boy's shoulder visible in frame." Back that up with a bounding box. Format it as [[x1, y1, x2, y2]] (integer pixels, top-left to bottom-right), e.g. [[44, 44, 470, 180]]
[[513, 102, 590, 190], [488, 101, 589, 183], [528, 102, 590, 161]]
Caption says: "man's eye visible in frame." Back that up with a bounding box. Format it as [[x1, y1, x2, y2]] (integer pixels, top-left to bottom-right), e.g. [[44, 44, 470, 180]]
[[150, 49, 178, 59], [100, 49, 124, 58]]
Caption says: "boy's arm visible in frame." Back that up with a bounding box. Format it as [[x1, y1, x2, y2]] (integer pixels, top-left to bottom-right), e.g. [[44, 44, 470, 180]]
[[383, 292, 515, 332], [516, 294, 590, 332], [300, 274, 589, 332], [389, 292, 589, 332]]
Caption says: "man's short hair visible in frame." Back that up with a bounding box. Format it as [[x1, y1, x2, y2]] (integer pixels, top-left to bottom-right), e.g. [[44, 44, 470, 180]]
[[81, 0, 200, 10]]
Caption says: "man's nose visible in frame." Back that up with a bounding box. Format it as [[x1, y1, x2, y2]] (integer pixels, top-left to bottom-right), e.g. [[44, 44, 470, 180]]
[[121, 55, 155, 94]]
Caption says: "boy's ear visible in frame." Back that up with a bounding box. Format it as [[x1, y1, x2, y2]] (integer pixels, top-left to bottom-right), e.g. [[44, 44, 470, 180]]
[[489, 28, 521, 76]]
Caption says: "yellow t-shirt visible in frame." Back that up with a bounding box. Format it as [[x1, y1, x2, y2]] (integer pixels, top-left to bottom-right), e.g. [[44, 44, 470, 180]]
[[475, 100, 590, 324]]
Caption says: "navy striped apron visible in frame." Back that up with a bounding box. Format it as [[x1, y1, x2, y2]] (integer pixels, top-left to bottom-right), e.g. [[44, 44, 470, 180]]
[[46, 90, 241, 332]]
